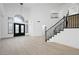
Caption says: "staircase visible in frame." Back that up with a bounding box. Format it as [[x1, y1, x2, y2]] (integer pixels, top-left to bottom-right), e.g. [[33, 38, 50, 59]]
[[45, 14, 79, 42], [45, 16, 66, 42]]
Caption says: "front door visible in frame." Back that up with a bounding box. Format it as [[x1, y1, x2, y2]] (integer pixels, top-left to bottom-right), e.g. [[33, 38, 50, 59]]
[[14, 23, 25, 37]]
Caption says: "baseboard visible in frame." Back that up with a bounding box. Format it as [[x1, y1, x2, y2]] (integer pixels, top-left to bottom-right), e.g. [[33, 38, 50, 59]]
[[1, 37, 14, 40]]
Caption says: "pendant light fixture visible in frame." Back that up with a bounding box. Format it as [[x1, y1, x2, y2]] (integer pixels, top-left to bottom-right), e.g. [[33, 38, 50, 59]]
[[20, 3, 23, 5]]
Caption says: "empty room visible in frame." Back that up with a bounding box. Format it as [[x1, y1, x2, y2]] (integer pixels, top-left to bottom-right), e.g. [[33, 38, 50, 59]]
[[0, 3, 79, 55]]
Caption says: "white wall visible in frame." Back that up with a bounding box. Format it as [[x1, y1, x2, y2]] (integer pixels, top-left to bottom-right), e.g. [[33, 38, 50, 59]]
[[0, 8, 1, 39], [49, 29, 79, 49], [47, 4, 79, 49], [59, 3, 79, 16], [0, 15, 1, 39], [0, 3, 79, 38], [28, 3, 64, 36], [28, 3, 79, 36], [0, 3, 29, 38], [0, 4, 13, 38], [0, 4, 5, 39]]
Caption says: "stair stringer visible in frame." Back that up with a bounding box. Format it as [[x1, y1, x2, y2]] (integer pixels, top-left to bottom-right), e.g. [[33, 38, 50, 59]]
[[48, 29, 79, 49]]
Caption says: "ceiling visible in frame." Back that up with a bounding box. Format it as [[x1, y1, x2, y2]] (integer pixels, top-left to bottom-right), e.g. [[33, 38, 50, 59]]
[[3, 3, 79, 11]]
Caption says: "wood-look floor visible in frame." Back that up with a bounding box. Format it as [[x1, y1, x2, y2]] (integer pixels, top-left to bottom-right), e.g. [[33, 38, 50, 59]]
[[0, 36, 79, 55]]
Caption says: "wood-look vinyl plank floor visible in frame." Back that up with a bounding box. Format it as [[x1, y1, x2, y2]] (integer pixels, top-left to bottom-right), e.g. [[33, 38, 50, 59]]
[[0, 36, 79, 55]]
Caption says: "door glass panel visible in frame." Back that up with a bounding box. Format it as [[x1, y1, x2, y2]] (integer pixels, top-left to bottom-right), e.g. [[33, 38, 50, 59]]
[[15, 25, 19, 33], [21, 25, 24, 33]]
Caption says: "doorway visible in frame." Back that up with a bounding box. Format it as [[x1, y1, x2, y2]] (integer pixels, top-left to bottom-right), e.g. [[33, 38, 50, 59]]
[[14, 23, 25, 37]]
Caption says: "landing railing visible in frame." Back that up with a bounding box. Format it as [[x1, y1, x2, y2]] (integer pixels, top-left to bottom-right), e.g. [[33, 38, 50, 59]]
[[45, 16, 66, 42], [66, 14, 79, 28], [45, 14, 79, 42]]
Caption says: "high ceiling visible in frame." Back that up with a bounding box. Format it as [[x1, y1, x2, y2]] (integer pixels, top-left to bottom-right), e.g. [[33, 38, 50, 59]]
[[3, 3, 79, 11]]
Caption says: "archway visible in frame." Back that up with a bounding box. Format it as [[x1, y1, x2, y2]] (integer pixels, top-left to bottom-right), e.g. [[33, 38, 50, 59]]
[[13, 15, 25, 36], [14, 15, 24, 23]]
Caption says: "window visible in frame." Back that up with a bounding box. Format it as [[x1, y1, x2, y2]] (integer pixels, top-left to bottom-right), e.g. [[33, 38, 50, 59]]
[[25, 21, 28, 33], [8, 17, 13, 34], [14, 15, 24, 23]]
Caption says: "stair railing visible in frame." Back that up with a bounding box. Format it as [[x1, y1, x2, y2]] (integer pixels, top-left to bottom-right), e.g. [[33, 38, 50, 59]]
[[45, 16, 67, 42]]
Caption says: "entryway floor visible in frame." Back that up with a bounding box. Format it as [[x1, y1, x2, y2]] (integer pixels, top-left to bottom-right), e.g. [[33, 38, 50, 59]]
[[0, 36, 79, 55]]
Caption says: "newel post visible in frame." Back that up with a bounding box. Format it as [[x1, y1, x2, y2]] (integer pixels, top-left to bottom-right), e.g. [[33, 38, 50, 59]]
[[45, 25, 47, 42]]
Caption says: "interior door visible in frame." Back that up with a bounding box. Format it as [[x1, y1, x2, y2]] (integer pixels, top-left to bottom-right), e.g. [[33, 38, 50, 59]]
[[14, 23, 25, 37]]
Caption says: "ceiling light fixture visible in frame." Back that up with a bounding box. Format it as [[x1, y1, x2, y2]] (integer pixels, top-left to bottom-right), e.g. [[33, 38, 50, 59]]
[[20, 3, 23, 5]]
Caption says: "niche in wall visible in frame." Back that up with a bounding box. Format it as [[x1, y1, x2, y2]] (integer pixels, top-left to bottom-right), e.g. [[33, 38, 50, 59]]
[[51, 13, 59, 19]]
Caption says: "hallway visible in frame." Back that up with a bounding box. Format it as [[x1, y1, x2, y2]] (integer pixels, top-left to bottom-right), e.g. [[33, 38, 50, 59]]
[[0, 36, 79, 55]]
